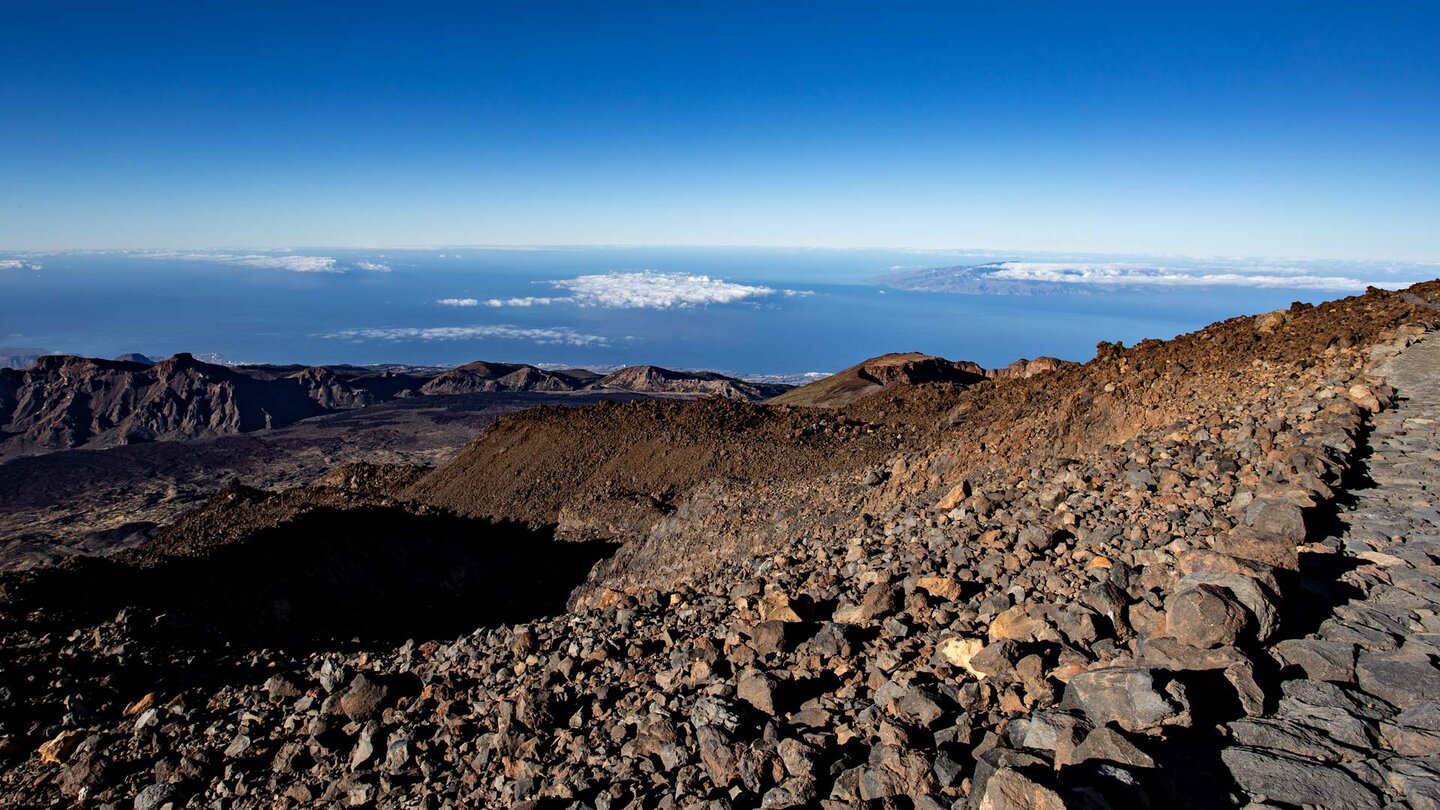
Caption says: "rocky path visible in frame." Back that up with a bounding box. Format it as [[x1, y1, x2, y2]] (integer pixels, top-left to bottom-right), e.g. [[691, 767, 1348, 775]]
[[1221, 335, 1440, 808]]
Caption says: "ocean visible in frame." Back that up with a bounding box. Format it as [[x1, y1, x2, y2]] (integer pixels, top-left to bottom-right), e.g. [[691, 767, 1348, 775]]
[[0, 246, 1429, 376]]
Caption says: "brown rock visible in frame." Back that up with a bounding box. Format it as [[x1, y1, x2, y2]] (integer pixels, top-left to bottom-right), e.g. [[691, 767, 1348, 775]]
[[915, 576, 963, 601], [1163, 583, 1250, 649], [936, 481, 971, 511], [339, 674, 390, 722], [1214, 525, 1299, 571], [37, 731, 83, 766], [988, 606, 1056, 643], [758, 591, 804, 623], [1070, 726, 1155, 769], [938, 636, 986, 678], [835, 582, 900, 624], [977, 766, 1068, 810], [737, 669, 777, 715], [1061, 667, 1192, 733], [968, 640, 1024, 681], [123, 692, 158, 716]]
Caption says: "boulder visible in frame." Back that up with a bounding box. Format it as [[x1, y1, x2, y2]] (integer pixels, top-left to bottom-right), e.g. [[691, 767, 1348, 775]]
[[737, 669, 777, 715], [968, 640, 1025, 682], [834, 582, 900, 624], [1163, 582, 1250, 649], [758, 591, 804, 623], [1175, 571, 1280, 642], [938, 636, 986, 679], [1272, 638, 1357, 683], [1220, 746, 1380, 809], [914, 576, 963, 601], [339, 674, 390, 722], [1215, 525, 1299, 571], [856, 744, 938, 800], [1356, 650, 1440, 707], [1069, 726, 1155, 769], [977, 766, 1068, 810], [989, 605, 1057, 643], [1061, 667, 1192, 733]]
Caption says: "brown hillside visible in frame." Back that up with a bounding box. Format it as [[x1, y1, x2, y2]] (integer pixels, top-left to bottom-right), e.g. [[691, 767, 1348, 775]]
[[770, 351, 989, 407], [403, 397, 901, 540]]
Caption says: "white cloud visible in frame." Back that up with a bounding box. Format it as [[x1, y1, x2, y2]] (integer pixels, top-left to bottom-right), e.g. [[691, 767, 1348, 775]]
[[0, 259, 41, 271], [548, 271, 793, 309], [323, 324, 611, 347], [227, 254, 341, 273], [987, 262, 1409, 292], [457, 272, 809, 310], [483, 296, 560, 308], [134, 251, 404, 273], [437, 298, 480, 307]]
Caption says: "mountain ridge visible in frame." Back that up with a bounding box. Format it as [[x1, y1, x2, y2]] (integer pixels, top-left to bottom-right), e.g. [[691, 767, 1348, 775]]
[[0, 353, 801, 460]]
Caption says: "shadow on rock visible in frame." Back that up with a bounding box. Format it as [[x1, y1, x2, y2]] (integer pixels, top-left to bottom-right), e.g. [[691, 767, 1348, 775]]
[[7, 506, 616, 649]]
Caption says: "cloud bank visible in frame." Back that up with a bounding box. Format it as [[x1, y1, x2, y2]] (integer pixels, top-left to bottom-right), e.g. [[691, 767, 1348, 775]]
[[483, 296, 559, 308], [437, 298, 480, 307], [227, 254, 340, 273], [0, 260, 42, 271], [878, 260, 1416, 295], [457, 272, 809, 310], [323, 324, 610, 347], [987, 262, 1407, 291], [553, 271, 778, 308], [136, 251, 406, 273]]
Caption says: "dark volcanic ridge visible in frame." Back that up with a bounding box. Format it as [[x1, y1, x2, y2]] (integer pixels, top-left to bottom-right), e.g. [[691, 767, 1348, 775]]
[[771, 352, 1068, 408], [0, 354, 802, 462], [3, 282, 1440, 809]]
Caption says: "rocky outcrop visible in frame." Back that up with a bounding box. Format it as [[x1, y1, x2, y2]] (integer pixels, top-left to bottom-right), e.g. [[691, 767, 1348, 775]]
[[419, 361, 588, 394], [588, 365, 790, 401], [771, 352, 1073, 407], [985, 355, 1068, 380], [0, 354, 345, 458], [770, 352, 990, 407], [0, 355, 608, 459], [285, 366, 377, 409]]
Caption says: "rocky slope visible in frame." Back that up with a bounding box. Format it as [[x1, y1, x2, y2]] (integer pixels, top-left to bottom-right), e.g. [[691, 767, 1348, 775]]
[[770, 352, 989, 407], [0, 354, 340, 459], [590, 366, 792, 401], [2, 283, 1440, 808], [0, 389, 656, 572], [0, 356, 784, 462], [770, 352, 1068, 408], [420, 361, 591, 395]]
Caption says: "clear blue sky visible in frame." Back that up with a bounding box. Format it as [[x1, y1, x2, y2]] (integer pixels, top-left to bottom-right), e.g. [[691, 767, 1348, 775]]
[[2, 2, 1436, 258]]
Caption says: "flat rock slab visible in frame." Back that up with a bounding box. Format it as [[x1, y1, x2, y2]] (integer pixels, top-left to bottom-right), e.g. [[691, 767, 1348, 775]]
[[1220, 746, 1381, 810], [1355, 650, 1440, 707]]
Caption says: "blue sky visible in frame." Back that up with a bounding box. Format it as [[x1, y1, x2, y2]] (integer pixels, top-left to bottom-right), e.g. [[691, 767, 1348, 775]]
[[2, 2, 1437, 258]]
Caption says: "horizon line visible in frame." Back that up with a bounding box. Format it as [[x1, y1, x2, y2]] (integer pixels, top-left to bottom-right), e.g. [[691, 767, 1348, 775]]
[[5, 243, 1439, 266]]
